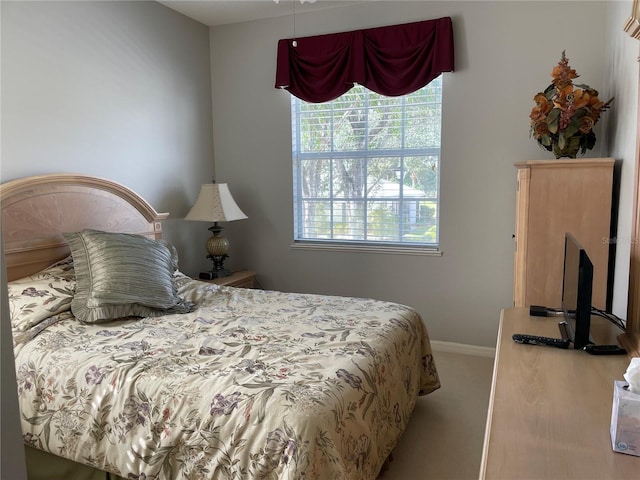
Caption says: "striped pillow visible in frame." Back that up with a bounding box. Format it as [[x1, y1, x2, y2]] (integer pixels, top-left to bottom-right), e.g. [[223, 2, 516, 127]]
[[64, 229, 191, 323]]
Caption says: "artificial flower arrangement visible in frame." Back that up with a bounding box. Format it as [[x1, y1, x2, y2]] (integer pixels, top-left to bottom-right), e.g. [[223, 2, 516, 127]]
[[529, 51, 613, 158]]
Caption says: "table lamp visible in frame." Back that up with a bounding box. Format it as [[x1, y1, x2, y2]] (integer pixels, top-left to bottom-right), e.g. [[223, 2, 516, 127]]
[[185, 182, 247, 278]]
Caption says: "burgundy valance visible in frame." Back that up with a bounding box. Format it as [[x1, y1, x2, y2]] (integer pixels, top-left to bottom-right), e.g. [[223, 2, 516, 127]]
[[275, 17, 454, 103]]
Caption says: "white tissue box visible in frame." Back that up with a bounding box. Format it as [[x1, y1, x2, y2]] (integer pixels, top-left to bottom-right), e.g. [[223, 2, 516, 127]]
[[611, 380, 640, 456]]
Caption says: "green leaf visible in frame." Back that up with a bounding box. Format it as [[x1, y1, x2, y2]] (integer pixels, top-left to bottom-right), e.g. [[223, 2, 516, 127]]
[[22, 410, 55, 426], [361, 392, 376, 419], [558, 132, 566, 150], [564, 119, 580, 139], [584, 132, 596, 150], [254, 387, 275, 424], [137, 446, 174, 466], [546, 109, 559, 134], [46, 297, 72, 312], [43, 420, 51, 449]]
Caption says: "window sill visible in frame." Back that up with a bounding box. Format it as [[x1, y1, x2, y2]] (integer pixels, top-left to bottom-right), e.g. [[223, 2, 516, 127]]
[[290, 242, 443, 256]]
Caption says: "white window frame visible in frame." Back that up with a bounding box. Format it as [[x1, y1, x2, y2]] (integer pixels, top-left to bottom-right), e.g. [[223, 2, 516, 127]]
[[290, 80, 443, 256]]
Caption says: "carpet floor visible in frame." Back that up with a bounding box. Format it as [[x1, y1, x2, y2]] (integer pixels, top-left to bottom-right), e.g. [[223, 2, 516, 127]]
[[381, 350, 495, 480]]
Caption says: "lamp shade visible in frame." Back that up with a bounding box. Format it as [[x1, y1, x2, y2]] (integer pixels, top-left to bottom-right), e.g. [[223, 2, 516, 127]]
[[185, 184, 247, 223]]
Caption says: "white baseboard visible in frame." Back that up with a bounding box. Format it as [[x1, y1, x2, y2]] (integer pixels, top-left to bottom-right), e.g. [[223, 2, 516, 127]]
[[431, 340, 496, 358]]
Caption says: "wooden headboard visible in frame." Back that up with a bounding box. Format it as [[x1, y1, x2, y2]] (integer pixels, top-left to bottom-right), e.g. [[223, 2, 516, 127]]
[[1, 173, 168, 281]]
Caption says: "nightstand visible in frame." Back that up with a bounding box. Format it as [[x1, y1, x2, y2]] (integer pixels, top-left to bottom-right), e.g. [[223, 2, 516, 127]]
[[199, 270, 256, 288]]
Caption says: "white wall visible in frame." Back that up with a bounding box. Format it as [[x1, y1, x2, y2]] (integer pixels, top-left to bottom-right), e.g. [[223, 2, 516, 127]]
[[0, 0, 214, 276], [211, 1, 621, 347], [604, 1, 640, 319]]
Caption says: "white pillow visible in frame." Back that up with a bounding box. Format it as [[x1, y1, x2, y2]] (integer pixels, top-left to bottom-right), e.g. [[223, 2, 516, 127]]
[[7, 256, 75, 332]]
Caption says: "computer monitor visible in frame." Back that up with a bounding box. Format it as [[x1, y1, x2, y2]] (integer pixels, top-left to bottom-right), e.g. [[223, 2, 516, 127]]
[[561, 232, 593, 350]]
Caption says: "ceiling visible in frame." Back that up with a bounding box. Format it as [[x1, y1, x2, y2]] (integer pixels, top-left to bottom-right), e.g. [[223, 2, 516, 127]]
[[158, 1, 364, 27]]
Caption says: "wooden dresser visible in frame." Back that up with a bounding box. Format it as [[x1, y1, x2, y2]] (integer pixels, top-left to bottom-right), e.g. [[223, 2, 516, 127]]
[[480, 308, 638, 479], [513, 158, 614, 310]]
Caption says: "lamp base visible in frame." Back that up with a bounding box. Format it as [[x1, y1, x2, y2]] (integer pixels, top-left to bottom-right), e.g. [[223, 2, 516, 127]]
[[200, 254, 231, 279]]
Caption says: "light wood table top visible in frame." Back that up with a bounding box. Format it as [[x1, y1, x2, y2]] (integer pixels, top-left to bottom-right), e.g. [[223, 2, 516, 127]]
[[197, 270, 256, 288], [479, 308, 639, 479]]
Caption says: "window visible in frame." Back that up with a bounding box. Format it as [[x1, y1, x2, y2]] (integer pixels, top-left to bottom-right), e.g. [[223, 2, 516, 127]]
[[291, 78, 442, 250]]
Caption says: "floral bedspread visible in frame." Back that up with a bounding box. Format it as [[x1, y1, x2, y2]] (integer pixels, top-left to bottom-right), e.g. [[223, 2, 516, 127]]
[[14, 275, 440, 480]]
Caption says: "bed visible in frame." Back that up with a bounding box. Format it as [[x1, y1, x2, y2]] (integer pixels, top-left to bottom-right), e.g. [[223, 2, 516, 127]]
[[1, 173, 440, 480]]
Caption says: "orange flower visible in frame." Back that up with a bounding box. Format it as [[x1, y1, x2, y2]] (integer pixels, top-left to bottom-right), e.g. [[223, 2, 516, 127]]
[[553, 84, 573, 110], [579, 115, 595, 134], [533, 93, 551, 110], [585, 89, 606, 120], [570, 88, 590, 110], [529, 107, 545, 123], [529, 93, 552, 123], [551, 51, 578, 88], [532, 120, 550, 139]]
